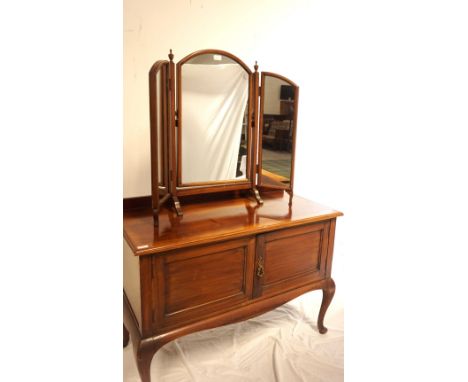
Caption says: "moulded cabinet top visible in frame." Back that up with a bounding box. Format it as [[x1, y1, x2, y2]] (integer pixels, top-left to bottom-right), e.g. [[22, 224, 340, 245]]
[[124, 193, 343, 256]]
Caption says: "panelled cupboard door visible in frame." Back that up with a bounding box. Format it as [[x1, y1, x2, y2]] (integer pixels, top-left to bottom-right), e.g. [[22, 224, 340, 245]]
[[153, 237, 255, 329], [253, 222, 330, 298]]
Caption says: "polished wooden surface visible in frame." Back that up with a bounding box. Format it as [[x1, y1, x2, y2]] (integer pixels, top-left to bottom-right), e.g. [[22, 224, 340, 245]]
[[124, 191, 342, 256]]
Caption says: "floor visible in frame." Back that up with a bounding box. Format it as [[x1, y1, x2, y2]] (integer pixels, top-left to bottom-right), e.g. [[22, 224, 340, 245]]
[[262, 148, 292, 179], [124, 255, 344, 382]]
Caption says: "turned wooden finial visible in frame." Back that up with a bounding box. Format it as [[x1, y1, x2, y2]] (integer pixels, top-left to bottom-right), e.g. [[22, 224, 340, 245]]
[[168, 49, 174, 62], [254, 61, 258, 72]]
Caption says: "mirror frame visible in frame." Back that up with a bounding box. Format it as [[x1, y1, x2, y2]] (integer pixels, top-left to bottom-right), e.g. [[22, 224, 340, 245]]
[[257, 72, 299, 193], [175, 49, 255, 196]]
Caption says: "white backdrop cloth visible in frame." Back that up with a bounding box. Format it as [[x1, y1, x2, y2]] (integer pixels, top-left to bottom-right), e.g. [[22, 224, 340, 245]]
[[181, 63, 249, 183], [124, 255, 344, 382]]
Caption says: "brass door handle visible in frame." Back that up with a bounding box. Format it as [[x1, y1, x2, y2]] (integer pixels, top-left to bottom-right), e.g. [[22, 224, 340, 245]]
[[256, 264, 264, 278]]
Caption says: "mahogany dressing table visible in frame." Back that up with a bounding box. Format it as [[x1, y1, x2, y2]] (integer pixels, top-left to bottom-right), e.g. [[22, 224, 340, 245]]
[[123, 49, 342, 382]]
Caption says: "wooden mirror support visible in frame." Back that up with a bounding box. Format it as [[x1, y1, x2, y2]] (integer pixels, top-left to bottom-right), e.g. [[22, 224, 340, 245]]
[[148, 53, 181, 225], [149, 49, 300, 225]]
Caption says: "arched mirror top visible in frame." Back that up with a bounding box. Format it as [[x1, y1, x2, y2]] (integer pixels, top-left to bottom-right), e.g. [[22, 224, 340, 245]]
[[149, 60, 169, 73], [177, 49, 253, 74], [261, 71, 298, 88]]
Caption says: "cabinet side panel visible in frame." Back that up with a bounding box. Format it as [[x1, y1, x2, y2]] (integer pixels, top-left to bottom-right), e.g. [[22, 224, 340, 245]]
[[123, 239, 142, 328]]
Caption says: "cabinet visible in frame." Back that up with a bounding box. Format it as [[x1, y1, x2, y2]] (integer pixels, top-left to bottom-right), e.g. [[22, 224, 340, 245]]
[[123, 192, 342, 382]]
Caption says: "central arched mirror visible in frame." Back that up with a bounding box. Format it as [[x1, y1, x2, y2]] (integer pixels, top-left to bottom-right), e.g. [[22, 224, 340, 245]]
[[176, 50, 253, 187]]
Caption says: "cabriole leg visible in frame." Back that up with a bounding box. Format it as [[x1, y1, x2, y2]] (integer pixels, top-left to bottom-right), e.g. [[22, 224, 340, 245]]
[[317, 278, 336, 334], [136, 341, 162, 382]]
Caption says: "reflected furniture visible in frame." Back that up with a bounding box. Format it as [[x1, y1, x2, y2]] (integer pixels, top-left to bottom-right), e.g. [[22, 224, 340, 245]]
[[124, 49, 342, 382]]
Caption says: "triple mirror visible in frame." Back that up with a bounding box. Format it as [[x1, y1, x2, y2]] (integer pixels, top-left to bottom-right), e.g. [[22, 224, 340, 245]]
[[149, 49, 299, 225]]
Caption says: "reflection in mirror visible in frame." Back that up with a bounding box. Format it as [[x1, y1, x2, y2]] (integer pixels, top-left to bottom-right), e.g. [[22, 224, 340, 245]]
[[261, 75, 296, 189], [180, 54, 249, 184]]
